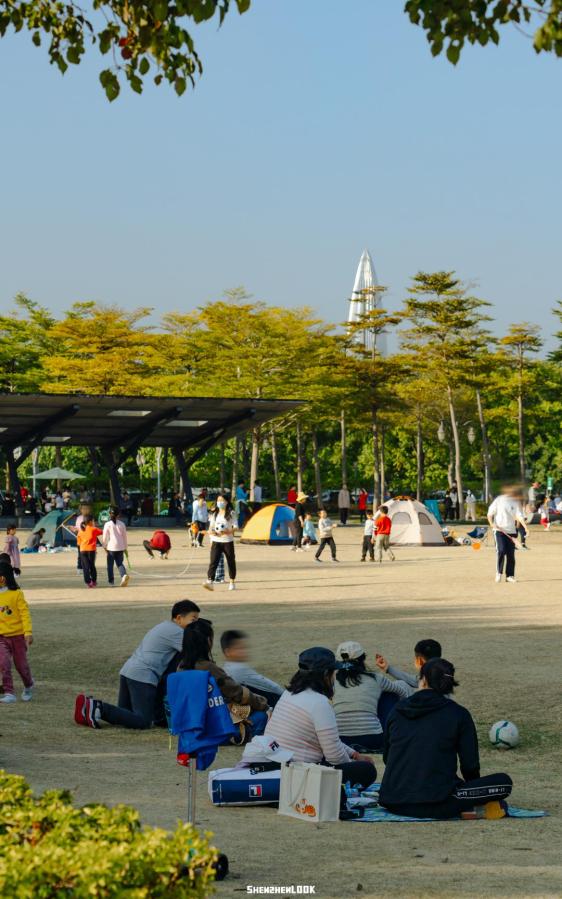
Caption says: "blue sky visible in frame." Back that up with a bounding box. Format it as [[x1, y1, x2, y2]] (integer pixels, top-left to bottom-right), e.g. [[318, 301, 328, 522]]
[[0, 0, 560, 347]]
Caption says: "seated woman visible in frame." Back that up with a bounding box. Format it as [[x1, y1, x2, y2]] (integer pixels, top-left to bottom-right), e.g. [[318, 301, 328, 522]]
[[379, 657, 513, 819], [264, 646, 376, 811], [178, 619, 269, 741], [333, 641, 411, 752]]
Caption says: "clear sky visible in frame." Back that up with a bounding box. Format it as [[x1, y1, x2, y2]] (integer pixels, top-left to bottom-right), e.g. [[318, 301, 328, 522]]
[[0, 1, 560, 347]]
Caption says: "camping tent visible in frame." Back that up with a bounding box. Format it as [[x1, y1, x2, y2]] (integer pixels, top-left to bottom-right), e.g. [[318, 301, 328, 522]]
[[385, 498, 445, 546], [240, 503, 295, 545], [33, 510, 77, 547]]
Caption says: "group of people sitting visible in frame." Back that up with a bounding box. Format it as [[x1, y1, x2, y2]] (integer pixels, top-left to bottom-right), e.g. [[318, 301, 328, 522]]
[[73, 606, 513, 820]]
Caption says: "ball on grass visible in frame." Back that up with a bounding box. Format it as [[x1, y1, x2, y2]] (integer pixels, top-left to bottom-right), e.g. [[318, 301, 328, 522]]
[[489, 720, 519, 749]]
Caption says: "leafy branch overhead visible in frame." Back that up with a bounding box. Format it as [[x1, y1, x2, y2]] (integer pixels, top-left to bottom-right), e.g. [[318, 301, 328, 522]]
[[0, 0, 251, 101], [1, 1, 562, 102]]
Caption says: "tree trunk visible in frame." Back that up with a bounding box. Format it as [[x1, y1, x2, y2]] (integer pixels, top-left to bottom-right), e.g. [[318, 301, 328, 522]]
[[88, 447, 100, 478], [249, 427, 260, 501], [371, 407, 380, 509], [476, 389, 492, 502], [55, 446, 62, 492], [311, 430, 324, 510], [416, 417, 424, 501], [447, 385, 464, 517], [241, 435, 250, 483], [219, 443, 226, 493], [296, 421, 304, 493], [340, 408, 348, 485], [231, 437, 240, 499], [173, 456, 178, 493], [270, 427, 281, 500], [379, 427, 386, 502], [162, 448, 169, 496]]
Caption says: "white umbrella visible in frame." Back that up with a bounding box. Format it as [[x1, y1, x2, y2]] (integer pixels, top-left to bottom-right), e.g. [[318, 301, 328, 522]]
[[34, 467, 85, 481]]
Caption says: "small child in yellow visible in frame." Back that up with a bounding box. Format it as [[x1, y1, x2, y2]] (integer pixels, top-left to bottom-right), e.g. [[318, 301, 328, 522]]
[[0, 561, 34, 703]]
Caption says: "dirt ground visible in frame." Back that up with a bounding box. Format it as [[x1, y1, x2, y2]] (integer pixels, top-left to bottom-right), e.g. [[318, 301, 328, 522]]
[[2, 523, 561, 898]]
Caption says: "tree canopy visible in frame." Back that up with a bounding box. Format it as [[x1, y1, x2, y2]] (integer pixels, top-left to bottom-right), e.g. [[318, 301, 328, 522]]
[[1, 0, 561, 101]]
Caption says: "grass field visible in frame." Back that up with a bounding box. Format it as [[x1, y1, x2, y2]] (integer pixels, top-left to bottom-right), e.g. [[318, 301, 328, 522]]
[[2, 523, 562, 898]]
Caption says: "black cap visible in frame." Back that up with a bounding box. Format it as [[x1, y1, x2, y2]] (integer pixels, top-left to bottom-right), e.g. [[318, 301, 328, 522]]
[[298, 647, 345, 672]]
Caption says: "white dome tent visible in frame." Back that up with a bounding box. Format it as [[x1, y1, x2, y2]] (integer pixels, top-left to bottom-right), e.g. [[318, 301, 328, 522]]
[[384, 498, 445, 546]]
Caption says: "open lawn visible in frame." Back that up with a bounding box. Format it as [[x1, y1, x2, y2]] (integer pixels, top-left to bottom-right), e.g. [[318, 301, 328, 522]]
[[2, 524, 561, 898]]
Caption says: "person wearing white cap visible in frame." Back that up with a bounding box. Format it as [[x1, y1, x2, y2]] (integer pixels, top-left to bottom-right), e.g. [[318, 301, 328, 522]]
[[264, 646, 376, 812], [333, 642, 411, 752]]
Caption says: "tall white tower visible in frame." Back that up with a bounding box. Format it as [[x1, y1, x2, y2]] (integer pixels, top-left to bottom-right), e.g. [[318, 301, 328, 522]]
[[347, 249, 385, 355]]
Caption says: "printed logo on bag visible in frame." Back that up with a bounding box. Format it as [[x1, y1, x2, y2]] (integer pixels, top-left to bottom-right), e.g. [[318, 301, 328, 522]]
[[293, 798, 317, 817], [249, 784, 263, 798]]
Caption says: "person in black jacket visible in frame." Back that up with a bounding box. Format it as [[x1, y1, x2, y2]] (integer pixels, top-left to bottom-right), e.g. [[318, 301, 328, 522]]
[[379, 658, 513, 819]]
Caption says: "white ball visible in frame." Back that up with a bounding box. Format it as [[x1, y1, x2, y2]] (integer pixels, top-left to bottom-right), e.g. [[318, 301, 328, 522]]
[[489, 720, 519, 750], [214, 521, 226, 532]]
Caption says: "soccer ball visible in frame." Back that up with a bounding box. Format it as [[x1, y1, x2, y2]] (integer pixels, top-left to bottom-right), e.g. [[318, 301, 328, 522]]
[[214, 521, 227, 533], [489, 720, 519, 750]]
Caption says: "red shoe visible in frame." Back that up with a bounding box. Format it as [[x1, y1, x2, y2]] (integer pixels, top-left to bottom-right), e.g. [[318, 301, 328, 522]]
[[74, 693, 88, 726], [84, 696, 101, 729]]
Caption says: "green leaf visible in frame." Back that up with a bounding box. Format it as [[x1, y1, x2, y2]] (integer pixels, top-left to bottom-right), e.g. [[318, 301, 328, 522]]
[[67, 46, 81, 65], [446, 43, 460, 64], [139, 57, 150, 75], [100, 69, 120, 101], [153, 0, 168, 22], [236, 0, 251, 12], [174, 76, 186, 95]]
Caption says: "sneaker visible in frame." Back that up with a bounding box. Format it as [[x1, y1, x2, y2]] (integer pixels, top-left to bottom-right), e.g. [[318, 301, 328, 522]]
[[84, 696, 101, 729], [107, 582, 115, 587], [120, 574, 130, 587], [74, 693, 87, 725], [22, 684, 33, 702], [87, 582, 96, 589], [228, 582, 236, 591], [214, 579, 225, 584], [290, 547, 297, 552], [495, 573, 502, 583], [506, 576, 517, 583], [203, 580, 214, 592], [360, 558, 366, 562], [331, 558, 340, 563], [0, 693, 16, 704], [314, 557, 323, 563]]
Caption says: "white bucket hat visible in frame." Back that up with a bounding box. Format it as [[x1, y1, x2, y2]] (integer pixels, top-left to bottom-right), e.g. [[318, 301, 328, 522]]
[[336, 641, 365, 661], [241, 735, 293, 765]]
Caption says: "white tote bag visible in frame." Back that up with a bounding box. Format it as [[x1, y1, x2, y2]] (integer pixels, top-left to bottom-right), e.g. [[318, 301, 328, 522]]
[[278, 762, 342, 823]]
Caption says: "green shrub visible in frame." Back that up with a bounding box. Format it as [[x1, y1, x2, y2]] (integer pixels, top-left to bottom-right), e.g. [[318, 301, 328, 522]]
[[0, 770, 217, 898]]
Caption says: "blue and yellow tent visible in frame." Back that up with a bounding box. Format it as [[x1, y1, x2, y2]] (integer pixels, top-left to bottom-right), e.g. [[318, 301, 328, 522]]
[[240, 503, 295, 545]]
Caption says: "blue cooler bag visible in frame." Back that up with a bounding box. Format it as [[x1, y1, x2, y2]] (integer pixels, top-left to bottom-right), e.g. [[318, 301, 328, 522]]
[[208, 767, 281, 806]]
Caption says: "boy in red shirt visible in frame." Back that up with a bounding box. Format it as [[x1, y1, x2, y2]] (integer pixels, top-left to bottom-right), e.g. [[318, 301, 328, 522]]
[[76, 515, 103, 587], [143, 530, 171, 559], [374, 505, 395, 563]]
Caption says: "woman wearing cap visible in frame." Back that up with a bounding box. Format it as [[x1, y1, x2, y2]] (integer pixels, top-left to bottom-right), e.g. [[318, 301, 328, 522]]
[[379, 658, 513, 819], [333, 641, 411, 752], [264, 647, 376, 811], [290, 492, 307, 552]]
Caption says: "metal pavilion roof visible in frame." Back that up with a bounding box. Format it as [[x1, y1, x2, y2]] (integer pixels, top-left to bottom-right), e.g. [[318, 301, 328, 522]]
[[0, 393, 300, 452]]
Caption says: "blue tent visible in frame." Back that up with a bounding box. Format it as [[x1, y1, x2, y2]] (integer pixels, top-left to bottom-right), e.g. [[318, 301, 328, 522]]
[[33, 510, 77, 547], [240, 503, 295, 545]]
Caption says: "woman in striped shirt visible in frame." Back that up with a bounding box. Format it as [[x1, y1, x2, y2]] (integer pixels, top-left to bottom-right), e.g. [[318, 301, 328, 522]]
[[333, 641, 411, 752], [264, 647, 376, 810]]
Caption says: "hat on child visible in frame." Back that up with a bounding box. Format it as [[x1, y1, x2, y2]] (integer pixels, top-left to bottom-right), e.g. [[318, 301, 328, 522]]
[[242, 736, 294, 764], [336, 641, 365, 661], [296, 492, 308, 503]]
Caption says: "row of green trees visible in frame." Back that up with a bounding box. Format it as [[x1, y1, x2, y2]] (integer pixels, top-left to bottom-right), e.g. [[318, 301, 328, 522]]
[[1, 278, 561, 514]]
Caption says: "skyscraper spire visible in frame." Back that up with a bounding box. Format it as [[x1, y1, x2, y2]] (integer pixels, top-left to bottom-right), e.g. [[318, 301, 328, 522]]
[[347, 249, 385, 354]]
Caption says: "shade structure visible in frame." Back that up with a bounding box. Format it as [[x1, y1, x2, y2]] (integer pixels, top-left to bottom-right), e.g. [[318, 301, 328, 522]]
[[34, 467, 85, 481], [240, 503, 295, 545], [385, 498, 445, 546]]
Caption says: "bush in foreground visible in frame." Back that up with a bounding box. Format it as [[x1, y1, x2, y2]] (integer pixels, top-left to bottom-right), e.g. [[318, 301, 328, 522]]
[[0, 769, 217, 898]]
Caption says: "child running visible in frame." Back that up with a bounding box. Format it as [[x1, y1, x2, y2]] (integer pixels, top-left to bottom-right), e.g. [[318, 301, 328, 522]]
[[315, 510, 339, 563], [374, 505, 395, 563], [0, 561, 34, 703], [360, 510, 375, 562], [221, 629, 283, 707]]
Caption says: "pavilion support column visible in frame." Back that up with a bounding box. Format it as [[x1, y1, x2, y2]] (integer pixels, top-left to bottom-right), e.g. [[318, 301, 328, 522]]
[[5, 449, 23, 513], [173, 448, 193, 505], [101, 448, 123, 509]]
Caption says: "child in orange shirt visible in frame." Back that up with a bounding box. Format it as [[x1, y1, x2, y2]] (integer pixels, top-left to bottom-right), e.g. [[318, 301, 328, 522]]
[[77, 515, 103, 588], [0, 561, 34, 703]]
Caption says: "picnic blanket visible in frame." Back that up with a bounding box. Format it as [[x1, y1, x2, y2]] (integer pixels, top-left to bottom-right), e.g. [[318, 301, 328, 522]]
[[345, 785, 546, 822]]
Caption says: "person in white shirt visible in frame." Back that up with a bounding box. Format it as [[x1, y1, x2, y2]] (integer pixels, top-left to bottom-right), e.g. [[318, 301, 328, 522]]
[[264, 646, 376, 814], [338, 485, 351, 525], [252, 482, 263, 505], [487, 486, 528, 583], [102, 508, 130, 587], [361, 511, 375, 561], [203, 495, 238, 592], [465, 490, 477, 522], [315, 510, 339, 562], [191, 494, 209, 547]]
